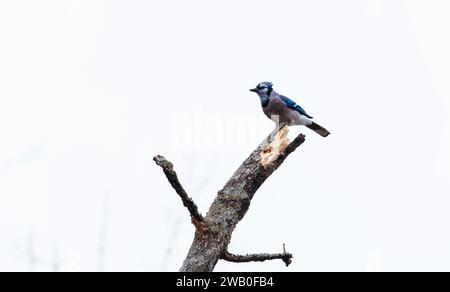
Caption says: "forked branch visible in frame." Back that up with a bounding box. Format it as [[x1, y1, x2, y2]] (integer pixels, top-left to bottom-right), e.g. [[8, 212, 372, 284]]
[[155, 124, 306, 271]]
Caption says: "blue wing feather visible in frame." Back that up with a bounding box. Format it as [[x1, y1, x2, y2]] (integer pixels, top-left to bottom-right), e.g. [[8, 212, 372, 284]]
[[280, 95, 313, 119]]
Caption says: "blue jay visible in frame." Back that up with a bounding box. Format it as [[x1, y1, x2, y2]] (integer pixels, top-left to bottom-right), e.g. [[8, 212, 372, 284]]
[[250, 82, 330, 137]]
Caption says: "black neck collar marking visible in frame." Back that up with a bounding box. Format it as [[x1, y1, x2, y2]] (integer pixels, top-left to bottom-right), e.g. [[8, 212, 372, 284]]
[[261, 96, 270, 107]]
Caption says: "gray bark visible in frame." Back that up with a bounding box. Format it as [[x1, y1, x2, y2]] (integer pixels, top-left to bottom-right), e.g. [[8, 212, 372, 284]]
[[222, 248, 292, 267]]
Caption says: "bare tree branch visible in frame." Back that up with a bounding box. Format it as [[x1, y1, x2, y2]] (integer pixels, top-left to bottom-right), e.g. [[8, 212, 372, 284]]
[[221, 244, 293, 267], [156, 124, 308, 272], [153, 155, 205, 224]]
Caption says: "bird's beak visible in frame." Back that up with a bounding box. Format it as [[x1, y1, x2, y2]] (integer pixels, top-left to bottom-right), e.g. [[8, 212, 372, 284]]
[[249, 88, 258, 92]]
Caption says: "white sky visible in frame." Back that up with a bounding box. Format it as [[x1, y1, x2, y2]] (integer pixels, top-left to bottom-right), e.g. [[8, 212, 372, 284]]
[[1, 0, 449, 272]]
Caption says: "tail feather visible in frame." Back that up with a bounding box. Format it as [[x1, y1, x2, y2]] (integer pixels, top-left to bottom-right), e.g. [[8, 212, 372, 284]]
[[307, 122, 330, 137]]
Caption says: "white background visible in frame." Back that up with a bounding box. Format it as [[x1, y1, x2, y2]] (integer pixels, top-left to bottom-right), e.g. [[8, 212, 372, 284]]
[[1, 0, 449, 272]]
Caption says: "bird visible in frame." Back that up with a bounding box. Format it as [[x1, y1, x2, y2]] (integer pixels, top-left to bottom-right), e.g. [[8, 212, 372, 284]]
[[250, 81, 330, 137]]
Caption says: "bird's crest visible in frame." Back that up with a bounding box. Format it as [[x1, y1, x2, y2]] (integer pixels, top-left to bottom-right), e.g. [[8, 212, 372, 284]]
[[257, 82, 273, 90]]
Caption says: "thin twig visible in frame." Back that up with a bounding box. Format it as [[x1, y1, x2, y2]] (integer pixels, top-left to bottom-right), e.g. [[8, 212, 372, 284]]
[[27, 233, 37, 272], [97, 192, 110, 272], [153, 155, 204, 224], [52, 244, 60, 272], [221, 245, 293, 267]]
